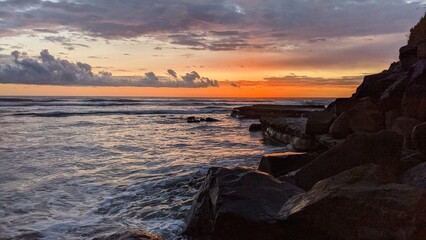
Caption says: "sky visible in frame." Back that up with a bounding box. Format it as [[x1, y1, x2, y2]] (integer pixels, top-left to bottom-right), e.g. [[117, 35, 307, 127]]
[[0, 0, 425, 97]]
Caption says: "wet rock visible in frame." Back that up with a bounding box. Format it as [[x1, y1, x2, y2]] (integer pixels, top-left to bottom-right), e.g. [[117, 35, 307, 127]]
[[279, 164, 426, 240], [329, 100, 384, 139], [93, 230, 162, 240], [314, 134, 344, 149], [249, 123, 262, 132], [204, 117, 220, 122], [258, 152, 317, 178], [231, 104, 324, 119], [184, 166, 304, 240], [305, 109, 336, 135], [401, 162, 426, 189], [261, 117, 319, 151], [400, 45, 418, 71], [8, 231, 45, 240], [294, 130, 403, 191], [412, 122, 426, 154], [391, 117, 421, 148]]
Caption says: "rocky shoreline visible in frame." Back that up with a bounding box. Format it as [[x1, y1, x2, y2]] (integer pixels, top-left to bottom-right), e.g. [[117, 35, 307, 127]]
[[96, 15, 426, 240]]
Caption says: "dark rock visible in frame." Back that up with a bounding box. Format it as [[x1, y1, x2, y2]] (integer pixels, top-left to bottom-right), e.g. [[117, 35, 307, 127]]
[[378, 73, 409, 112], [294, 130, 403, 190], [401, 162, 426, 189], [332, 98, 359, 116], [329, 100, 384, 139], [401, 61, 426, 121], [205, 117, 220, 122], [8, 231, 44, 240], [93, 230, 162, 240], [231, 104, 324, 119], [305, 110, 336, 135], [258, 152, 317, 178], [391, 117, 421, 148], [280, 164, 426, 240], [314, 134, 345, 149], [187, 119, 200, 123], [419, 41, 426, 60], [399, 152, 426, 174], [412, 122, 426, 154], [385, 110, 400, 130], [187, 116, 196, 121], [184, 166, 304, 240], [261, 117, 319, 151], [400, 45, 418, 71], [249, 123, 262, 132], [353, 70, 394, 99]]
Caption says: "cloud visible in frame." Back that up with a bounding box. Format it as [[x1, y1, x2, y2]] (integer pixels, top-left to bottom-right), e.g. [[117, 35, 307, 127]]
[[0, 49, 219, 88], [0, 0, 423, 50], [262, 74, 363, 87]]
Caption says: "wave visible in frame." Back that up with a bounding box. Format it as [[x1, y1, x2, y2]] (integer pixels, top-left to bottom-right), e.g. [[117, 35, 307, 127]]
[[12, 109, 220, 117]]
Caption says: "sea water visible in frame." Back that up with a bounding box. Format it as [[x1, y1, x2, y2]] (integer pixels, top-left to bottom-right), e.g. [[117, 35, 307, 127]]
[[0, 97, 331, 239]]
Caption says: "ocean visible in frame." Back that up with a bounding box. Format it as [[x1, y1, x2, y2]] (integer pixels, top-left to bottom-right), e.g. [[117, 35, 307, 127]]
[[0, 97, 331, 240]]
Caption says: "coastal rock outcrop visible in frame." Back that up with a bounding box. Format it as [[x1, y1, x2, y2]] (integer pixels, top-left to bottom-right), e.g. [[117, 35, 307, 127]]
[[93, 230, 163, 240], [279, 164, 426, 240], [294, 130, 403, 190], [261, 117, 319, 151], [231, 104, 324, 119], [305, 109, 336, 135], [183, 166, 303, 240], [258, 152, 317, 178]]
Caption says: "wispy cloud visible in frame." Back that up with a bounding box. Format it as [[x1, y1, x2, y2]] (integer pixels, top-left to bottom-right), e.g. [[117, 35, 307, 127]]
[[0, 50, 219, 88]]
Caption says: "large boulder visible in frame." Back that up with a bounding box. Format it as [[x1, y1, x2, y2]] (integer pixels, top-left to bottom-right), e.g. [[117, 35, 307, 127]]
[[305, 109, 336, 135], [261, 117, 319, 151], [183, 167, 304, 240], [412, 122, 426, 154], [400, 45, 418, 71], [378, 73, 409, 112], [294, 130, 403, 190], [231, 105, 324, 119], [329, 100, 384, 139], [401, 162, 426, 189], [401, 61, 426, 121], [258, 152, 317, 178], [391, 117, 421, 148], [279, 164, 426, 240], [353, 71, 393, 99], [93, 230, 163, 240]]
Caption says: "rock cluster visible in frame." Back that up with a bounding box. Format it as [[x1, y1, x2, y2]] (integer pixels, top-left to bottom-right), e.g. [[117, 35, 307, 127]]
[[184, 16, 426, 240]]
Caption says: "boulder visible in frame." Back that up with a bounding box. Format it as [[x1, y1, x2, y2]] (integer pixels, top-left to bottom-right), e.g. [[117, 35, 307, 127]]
[[294, 130, 403, 190], [261, 117, 319, 151], [391, 117, 422, 148], [385, 110, 400, 130], [314, 134, 345, 149], [332, 98, 360, 116], [412, 122, 426, 154], [418, 41, 426, 60], [401, 162, 426, 189], [329, 100, 384, 139], [353, 69, 396, 100], [378, 73, 408, 112], [93, 230, 163, 240], [401, 61, 426, 121], [249, 123, 262, 132], [279, 164, 426, 240], [258, 152, 318, 178], [400, 45, 418, 71], [305, 110, 336, 135], [184, 166, 304, 240], [204, 117, 220, 122]]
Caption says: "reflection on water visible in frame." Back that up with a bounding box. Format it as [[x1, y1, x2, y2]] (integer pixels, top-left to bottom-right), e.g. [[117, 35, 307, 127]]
[[0, 97, 331, 239]]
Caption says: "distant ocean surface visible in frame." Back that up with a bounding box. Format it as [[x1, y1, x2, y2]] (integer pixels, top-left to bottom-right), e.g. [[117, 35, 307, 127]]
[[0, 97, 332, 240]]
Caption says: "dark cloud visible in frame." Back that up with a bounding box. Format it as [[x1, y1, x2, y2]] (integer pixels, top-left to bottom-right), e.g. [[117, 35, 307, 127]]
[[0, 50, 219, 88], [167, 69, 178, 79], [0, 0, 423, 50], [43, 36, 90, 50]]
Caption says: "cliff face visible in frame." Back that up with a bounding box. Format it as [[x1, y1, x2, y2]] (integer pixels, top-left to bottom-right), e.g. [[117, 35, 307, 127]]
[[409, 13, 426, 46]]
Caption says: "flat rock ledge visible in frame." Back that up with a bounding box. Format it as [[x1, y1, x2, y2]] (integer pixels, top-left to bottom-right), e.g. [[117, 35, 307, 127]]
[[231, 104, 324, 119]]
